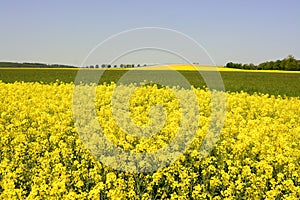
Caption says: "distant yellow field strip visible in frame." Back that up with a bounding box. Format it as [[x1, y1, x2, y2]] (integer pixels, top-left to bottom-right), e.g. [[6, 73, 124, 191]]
[[135, 64, 300, 73], [1, 65, 300, 73]]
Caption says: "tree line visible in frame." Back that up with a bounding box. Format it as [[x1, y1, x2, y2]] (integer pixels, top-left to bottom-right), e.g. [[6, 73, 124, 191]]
[[0, 62, 77, 68], [85, 64, 150, 68], [0, 62, 151, 69], [225, 55, 300, 71]]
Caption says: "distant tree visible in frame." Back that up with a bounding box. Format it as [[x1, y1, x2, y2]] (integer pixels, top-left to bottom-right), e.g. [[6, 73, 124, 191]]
[[236, 63, 243, 69], [249, 63, 256, 70], [257, 65, 263, 70], [266, 61, 274, 70], [284, 55, 298, 71], [274, 60, 281, 70], [243, 64, 250, 69], [107, 65, 111, 68], [258, 61, 272, 70], [95, 64, 99, 68], [225, 62, 234, 68]]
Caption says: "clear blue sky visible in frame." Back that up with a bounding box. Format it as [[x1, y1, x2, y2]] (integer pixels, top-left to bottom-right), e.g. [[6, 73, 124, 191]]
[[1, 0, 299, 66]]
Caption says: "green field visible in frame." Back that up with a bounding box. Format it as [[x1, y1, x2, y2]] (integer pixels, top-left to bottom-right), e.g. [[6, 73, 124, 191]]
[[0, 68, 299, 97]]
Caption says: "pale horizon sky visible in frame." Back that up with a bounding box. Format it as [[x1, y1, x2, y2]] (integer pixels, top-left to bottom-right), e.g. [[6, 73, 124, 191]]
[[1, 0, 299, 66]]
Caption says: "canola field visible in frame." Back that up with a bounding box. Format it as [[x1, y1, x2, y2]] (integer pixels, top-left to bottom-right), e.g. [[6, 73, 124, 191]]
[[0, 75, 299, 199]]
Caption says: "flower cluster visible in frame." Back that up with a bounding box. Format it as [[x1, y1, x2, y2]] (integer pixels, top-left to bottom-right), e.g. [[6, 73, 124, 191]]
[[0, 81, 299, 199]]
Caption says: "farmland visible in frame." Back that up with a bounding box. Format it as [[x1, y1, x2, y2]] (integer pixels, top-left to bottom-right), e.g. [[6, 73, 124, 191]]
[[0, 67, 300, 97], [0, 67, 299, 199]]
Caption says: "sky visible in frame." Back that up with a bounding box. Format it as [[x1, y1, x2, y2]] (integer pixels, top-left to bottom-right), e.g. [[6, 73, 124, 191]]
[[0, 0, 300, 66]]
